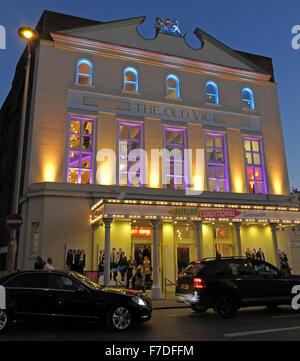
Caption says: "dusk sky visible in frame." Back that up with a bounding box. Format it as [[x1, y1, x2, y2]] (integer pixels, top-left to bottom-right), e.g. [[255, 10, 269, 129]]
[[0, 0, 299, 189]]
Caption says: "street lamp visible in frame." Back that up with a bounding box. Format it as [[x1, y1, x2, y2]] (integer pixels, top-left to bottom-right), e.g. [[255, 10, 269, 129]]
[[18, 27, 38, 41], [6, 27, 38, 273]]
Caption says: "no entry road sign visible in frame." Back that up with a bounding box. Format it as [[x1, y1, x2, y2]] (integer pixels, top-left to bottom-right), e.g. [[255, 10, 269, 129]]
[[5, 214, 23, 231]]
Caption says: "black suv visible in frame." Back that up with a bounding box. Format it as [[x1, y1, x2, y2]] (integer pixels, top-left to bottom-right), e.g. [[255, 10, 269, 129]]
[[176, 257, 300, 318], [0, 270, 152, 333]]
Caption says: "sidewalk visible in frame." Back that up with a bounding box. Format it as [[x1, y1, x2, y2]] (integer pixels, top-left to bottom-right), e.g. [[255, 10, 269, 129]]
[[145, 288, 189, 310], [151, 297, 189, 310]]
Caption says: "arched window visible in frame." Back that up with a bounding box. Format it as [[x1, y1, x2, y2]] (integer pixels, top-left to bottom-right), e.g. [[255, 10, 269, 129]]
[[166, 74, 180, 99], [123, 67, 138, 92], [242, 88, 255, 110], [206, 81, 219, 104], [76, 59, 93, 86]]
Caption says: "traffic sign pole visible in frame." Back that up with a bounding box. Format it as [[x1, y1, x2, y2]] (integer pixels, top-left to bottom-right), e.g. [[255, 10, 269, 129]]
[[5, 214, 23, 273]]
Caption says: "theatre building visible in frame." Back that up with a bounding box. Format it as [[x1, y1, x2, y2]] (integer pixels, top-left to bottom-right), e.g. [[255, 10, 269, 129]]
[[1, 11, 300, 297]]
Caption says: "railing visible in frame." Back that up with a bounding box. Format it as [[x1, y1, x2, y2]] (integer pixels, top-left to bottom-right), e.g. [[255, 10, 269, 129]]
[[164, 277, 176, 298]]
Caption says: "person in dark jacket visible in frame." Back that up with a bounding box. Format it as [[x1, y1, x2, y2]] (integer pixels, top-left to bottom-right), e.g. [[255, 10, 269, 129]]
[[118, 251, 127, 283], [256, 248, 265, 261], [66, 249, 73, 270], [133, 264, 145, 292], [126, 254, 136, 289], [75, 249, 83, 274], [34, 256, 45, 270]]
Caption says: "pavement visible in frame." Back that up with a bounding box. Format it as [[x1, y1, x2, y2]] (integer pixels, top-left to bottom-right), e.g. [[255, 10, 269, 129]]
[[144, 287, 190, 310], [151, 297, 189, 310]]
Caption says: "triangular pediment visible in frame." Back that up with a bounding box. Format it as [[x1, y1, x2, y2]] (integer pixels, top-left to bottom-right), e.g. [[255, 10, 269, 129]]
[[55, 16, 269, 75]]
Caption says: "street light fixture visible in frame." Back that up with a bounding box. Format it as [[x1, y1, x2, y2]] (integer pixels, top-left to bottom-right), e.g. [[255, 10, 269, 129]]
[[18, 27, 38, 40], [6, 26, 38, 273]]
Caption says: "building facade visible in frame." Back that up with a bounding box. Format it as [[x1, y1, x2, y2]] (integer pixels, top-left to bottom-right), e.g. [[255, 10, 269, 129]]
[[1, 11, 300, 297]]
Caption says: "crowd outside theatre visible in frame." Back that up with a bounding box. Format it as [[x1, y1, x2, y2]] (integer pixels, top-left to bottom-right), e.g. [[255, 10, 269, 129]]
[[65, 249, 86, 274], [34, 256, 55, 270], [98, 248, 153, 291]]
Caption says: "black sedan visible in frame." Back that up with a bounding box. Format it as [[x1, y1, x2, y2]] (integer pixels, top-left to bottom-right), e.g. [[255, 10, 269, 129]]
[[0, 270, 152, 332]]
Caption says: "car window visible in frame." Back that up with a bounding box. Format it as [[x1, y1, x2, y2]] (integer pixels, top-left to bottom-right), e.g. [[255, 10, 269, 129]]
[[69, 272, 102, 290], [49, 274, 78, 291], [4, 273, 49, 288], [204, 262, 229, 276], [253, 262, 278, 275], [181, 263, 206, 276], [228, 260, 254, 276]]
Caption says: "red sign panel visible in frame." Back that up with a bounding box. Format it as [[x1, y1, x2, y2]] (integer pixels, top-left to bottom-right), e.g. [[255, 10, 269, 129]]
[[131, 227, 152, 237], [5, 214, 23, 230], [84, 271, 99, 283]]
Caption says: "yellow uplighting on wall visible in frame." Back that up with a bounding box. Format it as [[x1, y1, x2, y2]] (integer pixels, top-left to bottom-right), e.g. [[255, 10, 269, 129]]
[[99, 164, 112, 185], [96, 150, 116, 185], [150, 169, 160, 188], [164, 223, 172, 234], [273, 178, 282, 195], [44, 163, 56, 182], [193, 176, 204, 192], [234, 177, 244, 193]]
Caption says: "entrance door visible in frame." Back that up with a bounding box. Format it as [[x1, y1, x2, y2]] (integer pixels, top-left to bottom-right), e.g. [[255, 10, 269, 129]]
[[177, 247, 190, 274], [215, 243, 234, 257], [133, 244, 152, 266]]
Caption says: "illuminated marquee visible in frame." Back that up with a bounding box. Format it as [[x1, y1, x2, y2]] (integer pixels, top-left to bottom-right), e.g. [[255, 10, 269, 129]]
[[169, 207, 242, 219]]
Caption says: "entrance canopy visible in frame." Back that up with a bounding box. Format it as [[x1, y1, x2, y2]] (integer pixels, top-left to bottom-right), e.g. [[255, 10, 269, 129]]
[[90, 198, 300, 225]]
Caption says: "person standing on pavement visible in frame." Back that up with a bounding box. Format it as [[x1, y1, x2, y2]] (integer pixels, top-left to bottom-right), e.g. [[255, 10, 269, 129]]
[[133, 264, 145, 292], [44, 258, 54, 270], [256, 248, 265, 261], [110, 248, 118, 282], [143, 256, 152, 288], [126, 254, 136, 289], [34, 256, 45, 270], [118, 251, 127, 283]]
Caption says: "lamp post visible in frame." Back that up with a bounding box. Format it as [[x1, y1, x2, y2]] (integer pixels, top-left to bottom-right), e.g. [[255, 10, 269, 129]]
[[6, 27, 38, 273]]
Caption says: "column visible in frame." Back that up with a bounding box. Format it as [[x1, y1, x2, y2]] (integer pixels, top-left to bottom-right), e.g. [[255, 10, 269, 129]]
[[91, 223, 98, 270], [194, 221, 203, 260], [151, 219, 161, 299], [103, 218, 113, 287], [234, 222, 242, 257], [270, 223, 280, 268]]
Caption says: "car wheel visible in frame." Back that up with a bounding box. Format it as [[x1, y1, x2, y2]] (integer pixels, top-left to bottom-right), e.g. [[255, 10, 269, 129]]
[[0, 309, 10, 333], [214, 292, 239, 319], [190, 304, 208, 313], [107, 305, 132, 332]]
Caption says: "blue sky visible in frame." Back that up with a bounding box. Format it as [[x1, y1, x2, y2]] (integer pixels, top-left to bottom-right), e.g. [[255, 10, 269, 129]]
[[0, 0, 299, 189]]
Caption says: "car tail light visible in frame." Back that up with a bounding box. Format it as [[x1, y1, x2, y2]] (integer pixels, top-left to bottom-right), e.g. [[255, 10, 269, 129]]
[[176, 277, 178, 287], [193, 277, 206, 289]]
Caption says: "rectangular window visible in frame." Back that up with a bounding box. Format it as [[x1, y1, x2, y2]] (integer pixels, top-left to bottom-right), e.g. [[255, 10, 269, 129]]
[[163, 128, 185, 190], [67, 117, 94, 184], [119, 122, 142, 187], [31, 222, 40, 257], [243, 138, 266, 194], [205, 133, 228, 192]]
